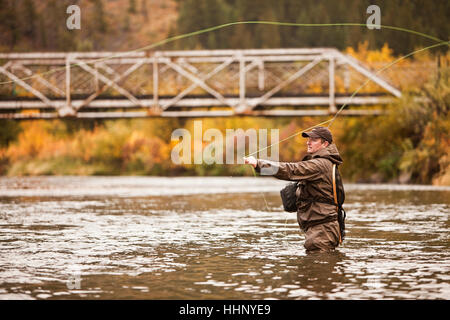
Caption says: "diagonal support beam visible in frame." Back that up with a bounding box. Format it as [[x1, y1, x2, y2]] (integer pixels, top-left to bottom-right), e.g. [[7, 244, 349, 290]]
[[242, 58, 322, 112], [161, 57, 235, 110], [163, 58, 232, 108], [230, 59, 260, 81], [97, 62, 118, 77], [74, 58, 144, 108], [13, 64, 65, 96], [2, 61, 13, 69], [75, 60, 145, 111], [178, 58, 199, 74], [339, 53, 401, 97], [0, 65, 57, 109], [180, 60, 227, 90]]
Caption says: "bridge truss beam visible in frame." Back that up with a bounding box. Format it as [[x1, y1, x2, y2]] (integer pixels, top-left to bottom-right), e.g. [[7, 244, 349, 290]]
[[0, 48, 401, 119]]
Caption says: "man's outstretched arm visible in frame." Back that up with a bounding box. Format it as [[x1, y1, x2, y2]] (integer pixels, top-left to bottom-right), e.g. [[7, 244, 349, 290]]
[[244, 156, 324, 181]]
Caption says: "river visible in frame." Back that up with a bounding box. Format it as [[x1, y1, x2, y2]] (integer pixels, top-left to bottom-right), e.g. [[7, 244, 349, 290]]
[[0, 176, 449, 299]]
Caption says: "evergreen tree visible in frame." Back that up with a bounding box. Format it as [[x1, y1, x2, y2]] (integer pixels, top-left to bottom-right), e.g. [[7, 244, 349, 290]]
[[141, 0, 149, 22], [45, 0, 60, 50], [175, 0, 199, 49], [276, 0, 303, 48], [254, 0, 281, 48], [128, 0, 137, 14], [22, 0, 38, 47], [92, 0, 108, 34], [38, 16, 47, 49], [43, 0, 77, 51], [0, 0, 20, 49], [201, 0, 233, 49]]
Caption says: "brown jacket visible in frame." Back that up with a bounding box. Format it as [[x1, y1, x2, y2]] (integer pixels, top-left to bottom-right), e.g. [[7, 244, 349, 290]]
[[256, 143, 343, 231]]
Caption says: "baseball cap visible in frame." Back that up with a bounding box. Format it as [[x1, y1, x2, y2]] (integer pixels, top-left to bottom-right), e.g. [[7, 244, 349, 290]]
[[301, 126, 333, 144]]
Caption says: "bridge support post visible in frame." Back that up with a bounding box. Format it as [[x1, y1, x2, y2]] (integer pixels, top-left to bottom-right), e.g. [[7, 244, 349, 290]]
[[151, 53, 161, 115], [237, 52, 248, 113], [258, 59, 264, 91], [66, 56, 71, 110], [328, 57, 337, 114], [57, 54, 76, 117]]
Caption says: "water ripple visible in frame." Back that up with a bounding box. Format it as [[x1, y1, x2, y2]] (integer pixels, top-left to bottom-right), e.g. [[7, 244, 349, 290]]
[[0, 177, 449, 299]]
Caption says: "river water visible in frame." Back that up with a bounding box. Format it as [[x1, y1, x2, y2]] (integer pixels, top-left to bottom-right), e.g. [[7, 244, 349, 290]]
[[0, 176, 449, 300]]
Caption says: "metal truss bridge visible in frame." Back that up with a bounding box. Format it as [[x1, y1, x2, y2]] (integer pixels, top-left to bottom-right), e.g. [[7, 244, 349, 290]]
[[0, 48, 403, 119]]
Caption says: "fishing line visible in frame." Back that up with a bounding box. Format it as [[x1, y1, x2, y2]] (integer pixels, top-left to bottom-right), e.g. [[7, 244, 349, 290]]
[[245, 40, 450, 157], [327, 40, 450, 128], [0, 21, 446, 86], [246, 118, 334, 158], [250, 165, 270, 211], [245, 40, 449, 246]]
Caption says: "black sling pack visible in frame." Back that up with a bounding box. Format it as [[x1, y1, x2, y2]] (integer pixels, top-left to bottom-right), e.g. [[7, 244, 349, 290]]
[[280, 182, 298, 212]]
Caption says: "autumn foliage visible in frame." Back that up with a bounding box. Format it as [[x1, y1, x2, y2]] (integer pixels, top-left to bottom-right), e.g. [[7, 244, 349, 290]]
[[1, 45, 449, 185]]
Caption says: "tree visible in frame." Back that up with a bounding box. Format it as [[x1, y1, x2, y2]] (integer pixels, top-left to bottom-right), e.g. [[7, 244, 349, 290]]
[[141, 0, 149, 22], [0, 0, 20, 49], [175, 0, 199, 49], [128, 0, 137, 14], [22, 0, 38, 47], [92, 0, 107, 34], [254, 0, 281, 48], [201, 0, 233, 49]]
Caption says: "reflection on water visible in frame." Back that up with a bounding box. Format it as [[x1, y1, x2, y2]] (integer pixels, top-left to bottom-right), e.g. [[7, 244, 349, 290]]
[[0, 177, 449, 299]]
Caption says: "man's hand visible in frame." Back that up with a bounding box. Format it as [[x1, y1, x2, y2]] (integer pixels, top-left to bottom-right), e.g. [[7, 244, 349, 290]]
[[244, 156, 257, 168]]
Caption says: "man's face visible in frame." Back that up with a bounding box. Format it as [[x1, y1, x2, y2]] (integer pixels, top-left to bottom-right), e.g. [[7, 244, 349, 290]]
[[307, 137, 328, 153]]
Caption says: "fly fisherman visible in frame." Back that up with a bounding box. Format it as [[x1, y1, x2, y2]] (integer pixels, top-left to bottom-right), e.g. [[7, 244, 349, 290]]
[[244, 126, 344, 253]]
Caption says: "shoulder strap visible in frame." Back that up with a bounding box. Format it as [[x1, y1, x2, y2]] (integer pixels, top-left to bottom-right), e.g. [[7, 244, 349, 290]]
[[332, 163, 343, 244], [332, 164, 338, 206]]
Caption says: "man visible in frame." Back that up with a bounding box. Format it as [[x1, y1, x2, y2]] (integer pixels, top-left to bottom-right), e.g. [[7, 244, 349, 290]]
[[244, 126, 344, 253]]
